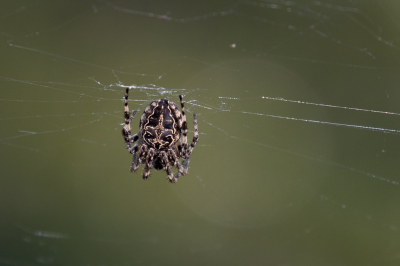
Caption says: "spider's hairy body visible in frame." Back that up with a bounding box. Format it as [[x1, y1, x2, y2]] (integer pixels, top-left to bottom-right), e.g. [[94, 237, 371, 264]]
[[122, 88, 199, 183], [141, 99, 181, 151]]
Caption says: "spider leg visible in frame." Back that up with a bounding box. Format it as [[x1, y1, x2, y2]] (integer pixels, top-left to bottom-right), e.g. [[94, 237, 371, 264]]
[[127, 131, 139, 154], [122, 88, 139, 152], [142, 148, 155, 180], [129, 110, 138, 123], [127, 111, 139, 145], [147, 148, 156, 168], [129, 133, 139, 144], [175, 157, 191, 180], [175, 139, 183, 158], [122, 89, 132, 142], [167, 149, 185, 176], [131, 144, 146, 173], [185, 113, 199, 158], [179, 95, 188, 158], [130, 145, 140, 173], [143, 164, 150, 180], [161, 151, 177, 183], [138, 144, 148, 165]]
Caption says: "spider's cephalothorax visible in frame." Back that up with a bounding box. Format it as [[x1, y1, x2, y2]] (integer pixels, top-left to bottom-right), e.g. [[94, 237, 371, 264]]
[[122, 88, 199, 183]]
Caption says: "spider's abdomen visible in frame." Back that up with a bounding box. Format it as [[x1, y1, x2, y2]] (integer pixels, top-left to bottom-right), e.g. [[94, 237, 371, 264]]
[[140, 99, 182, 150]]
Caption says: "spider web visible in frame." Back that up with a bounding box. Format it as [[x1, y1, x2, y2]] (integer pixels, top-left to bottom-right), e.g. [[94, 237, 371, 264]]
[[1, 0, 400, 265]]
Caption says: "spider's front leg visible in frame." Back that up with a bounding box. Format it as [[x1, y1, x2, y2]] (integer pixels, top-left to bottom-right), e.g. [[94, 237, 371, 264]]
[[185, 113, 199, 158], [178, 95, 188, 158], [167, 149, 186, 177], [131, 144, 146, 173], [122, 90, 139, 152], [138, 144, 148, 164], [179, 113, 198, 159], [130, 145, 140, 173], [175, 113, 198, 179], [127, 133, 139, 153], [127, 111, 139, 148], [160, 151, 177, 183], [175, 157, 191, 180], [142, 148, 155, 180]]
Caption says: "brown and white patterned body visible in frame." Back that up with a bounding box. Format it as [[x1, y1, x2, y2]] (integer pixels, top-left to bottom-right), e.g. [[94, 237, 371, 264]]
[[140, 99, 182, 151], [122, 88, 199, 183]]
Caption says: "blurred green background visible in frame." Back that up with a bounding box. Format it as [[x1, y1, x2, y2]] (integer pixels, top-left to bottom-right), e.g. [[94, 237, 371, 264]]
[[1, 0, 400, 265]]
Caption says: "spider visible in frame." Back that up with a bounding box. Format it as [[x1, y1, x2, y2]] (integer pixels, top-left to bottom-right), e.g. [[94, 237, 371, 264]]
[[122, 88, 199, 183]]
